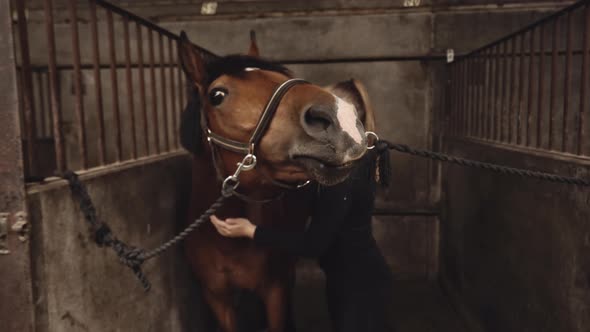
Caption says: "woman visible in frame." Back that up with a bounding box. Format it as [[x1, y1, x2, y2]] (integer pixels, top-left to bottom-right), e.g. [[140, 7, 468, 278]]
[[210, 148, 395, 332]]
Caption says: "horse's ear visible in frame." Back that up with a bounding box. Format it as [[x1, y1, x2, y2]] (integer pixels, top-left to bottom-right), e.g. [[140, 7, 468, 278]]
[[178, 31, 207, 93], [247, 30, 260, 57], [326, 79, 376, 132]]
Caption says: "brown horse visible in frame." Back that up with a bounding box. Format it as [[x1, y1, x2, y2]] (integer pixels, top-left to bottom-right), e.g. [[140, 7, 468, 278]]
[[179, 31, 375, 332]]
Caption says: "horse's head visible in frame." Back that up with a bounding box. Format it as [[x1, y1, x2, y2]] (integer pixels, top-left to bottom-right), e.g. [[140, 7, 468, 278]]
[[179, 32, 370, 188]]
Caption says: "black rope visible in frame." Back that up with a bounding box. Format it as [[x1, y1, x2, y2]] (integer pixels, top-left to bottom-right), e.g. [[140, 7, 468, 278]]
[[376, 140, 590, 187], [61, 171, 228, 291]]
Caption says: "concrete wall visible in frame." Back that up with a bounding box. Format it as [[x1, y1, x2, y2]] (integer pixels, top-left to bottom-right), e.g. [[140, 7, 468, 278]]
[[27, 154, 202, 332], [441, 139, 590, 332]]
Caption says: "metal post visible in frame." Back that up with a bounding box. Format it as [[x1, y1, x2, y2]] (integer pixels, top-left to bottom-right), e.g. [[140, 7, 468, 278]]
[[0, 0, 35, 330]]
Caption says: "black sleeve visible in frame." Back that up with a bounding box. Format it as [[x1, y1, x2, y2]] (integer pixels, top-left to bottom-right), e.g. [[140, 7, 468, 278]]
[[253, 180, 352, 258]]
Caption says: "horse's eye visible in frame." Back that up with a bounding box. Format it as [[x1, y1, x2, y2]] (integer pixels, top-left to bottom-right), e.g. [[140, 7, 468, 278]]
[[209, 88, 227, 106]]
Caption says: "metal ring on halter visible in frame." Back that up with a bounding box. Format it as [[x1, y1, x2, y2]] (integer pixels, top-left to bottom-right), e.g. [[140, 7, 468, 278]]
[[296, 180, 311, 189], [366, 131, 379, 150], [222, 175, 240, 197], [238, 154, 257, 171]]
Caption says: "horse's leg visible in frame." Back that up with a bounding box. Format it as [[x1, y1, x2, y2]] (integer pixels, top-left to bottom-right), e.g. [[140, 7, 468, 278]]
[[203, 288, 238, 332], [260, 283, 295, 332]]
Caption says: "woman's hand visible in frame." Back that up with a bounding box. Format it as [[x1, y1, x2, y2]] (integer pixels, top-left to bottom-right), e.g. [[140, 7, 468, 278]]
[[210, 215, 257, 239]]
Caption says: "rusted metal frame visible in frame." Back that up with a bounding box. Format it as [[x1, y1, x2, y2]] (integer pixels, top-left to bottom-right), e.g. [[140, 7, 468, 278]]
[[517, 31, 526, 145], [159, 33, 170, 152], [578, 4, 590, 155], [549, 18, 559, 150], [526, 27, 536, 147], [89, 0, 106, 165], [463, 0, 587, 58], [148, 29, 160, 154], [537, 24, 546, 148], [16, 0, 37, 175], [107, 10, 123, 162], [493, 44, 501, 141], [123, 15, 138, 159], [0, 1, 35, 328], [563, 12, 573, 152], [498, 41, 509, 142], [43, 0, 65, 171], [508, 37, 517, 144], [36, 72, 47, 138], [168, 38, 178, 149], [68, 0, 88, 169], [136, 23, 150, 156]]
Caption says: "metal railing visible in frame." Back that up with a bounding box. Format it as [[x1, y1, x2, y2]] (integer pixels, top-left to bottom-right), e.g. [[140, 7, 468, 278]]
[[447, 0, 590, 157], [13, 0, 216, 180]]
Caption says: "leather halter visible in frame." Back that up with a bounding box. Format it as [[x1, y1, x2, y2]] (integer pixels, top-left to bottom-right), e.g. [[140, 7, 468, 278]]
[[206, 78, 308, 155], [204, 78, 311, 198]]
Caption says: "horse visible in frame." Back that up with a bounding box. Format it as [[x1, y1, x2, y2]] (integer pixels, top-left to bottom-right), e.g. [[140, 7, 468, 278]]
[[178, 31, 376, 332]]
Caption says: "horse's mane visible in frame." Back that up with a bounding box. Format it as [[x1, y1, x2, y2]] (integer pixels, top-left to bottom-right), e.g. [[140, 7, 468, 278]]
[[205, 55, 292, 84]]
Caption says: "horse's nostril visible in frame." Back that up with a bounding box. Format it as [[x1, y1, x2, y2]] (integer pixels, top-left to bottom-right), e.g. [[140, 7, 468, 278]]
[[304, 107, 333, 131]]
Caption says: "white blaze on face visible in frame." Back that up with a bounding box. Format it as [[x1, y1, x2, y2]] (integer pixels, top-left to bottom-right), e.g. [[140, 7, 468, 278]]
[[244, 67, 260, 72], [334, 96, 363, 144]]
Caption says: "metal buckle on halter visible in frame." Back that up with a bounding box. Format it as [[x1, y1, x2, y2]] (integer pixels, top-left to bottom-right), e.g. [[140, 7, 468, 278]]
[[221, 153, 258, 196], [366, 131, 379, 150]]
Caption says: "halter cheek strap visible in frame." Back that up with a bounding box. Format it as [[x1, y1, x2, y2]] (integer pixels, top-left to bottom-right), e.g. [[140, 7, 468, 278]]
[[206, 78, 309, 155]]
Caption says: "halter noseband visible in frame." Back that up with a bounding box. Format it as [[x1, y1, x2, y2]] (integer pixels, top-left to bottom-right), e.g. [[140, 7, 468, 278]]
[[204, 78, 310, 197]]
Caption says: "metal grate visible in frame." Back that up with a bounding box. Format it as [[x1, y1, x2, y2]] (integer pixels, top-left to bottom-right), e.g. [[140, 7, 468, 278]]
[[447, 0, 590, 157], [13, 0, 217, 180]]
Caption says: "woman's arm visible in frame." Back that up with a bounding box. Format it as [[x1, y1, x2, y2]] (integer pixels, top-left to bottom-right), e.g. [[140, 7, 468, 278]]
[[210, 180, 352, 258]]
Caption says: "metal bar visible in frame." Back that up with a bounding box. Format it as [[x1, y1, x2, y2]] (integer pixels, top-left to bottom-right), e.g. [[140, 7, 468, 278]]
[[16, 0, 37, 175], [459, 61, 467, 136], [563, 12, 573, 152], [549, 18, 559, 150], [148, 29, 160, 154], [46, 71, 54, 136], [462, 0, 587, 59], [37, 72, 47, 138], [123, 15, 137, 159], [537, 24, 546, 148], [509, 37, 517, 143], [136, 23, 149, 155], [177, 43, 185, 143], [43, 0, 65, 171], [470, 57, 478, 137], [579, 4, 590, 155], [517, 32, 526, 145], [476, 54, 484, 138], [465, 58, 472, 136], [89, 0, 106, 165], [493, 44, 501, 141], [107, 10, 122, 161], [68, 0, 87, 169], [500, 41, 508, 142], [526, 27, 536, 147], [169, 38, 178, 149], [482, 49, 490, 139], [159, 33, 170, 151]]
